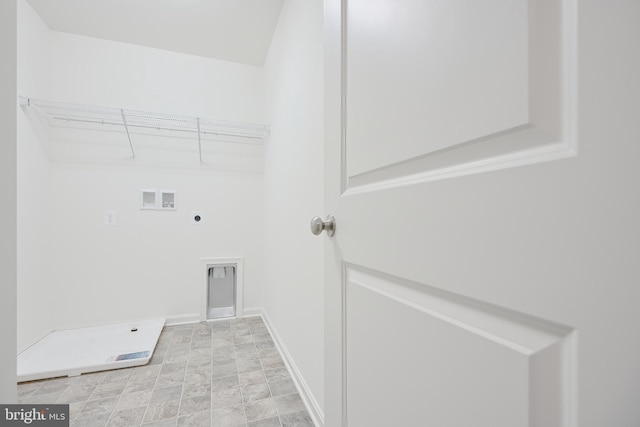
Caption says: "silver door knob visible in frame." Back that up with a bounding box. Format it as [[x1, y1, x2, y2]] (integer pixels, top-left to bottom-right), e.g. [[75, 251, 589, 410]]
[[310, 215, 336, 237]]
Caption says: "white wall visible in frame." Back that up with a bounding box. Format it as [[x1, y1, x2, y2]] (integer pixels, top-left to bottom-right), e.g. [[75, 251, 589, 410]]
[[16, 0, 53, 352], [0, 0, 18, 403], [49, 31, 264, 122], [48, 165, 263, 330], [17, 28, 265, 346], [263, 0, 325, 421]]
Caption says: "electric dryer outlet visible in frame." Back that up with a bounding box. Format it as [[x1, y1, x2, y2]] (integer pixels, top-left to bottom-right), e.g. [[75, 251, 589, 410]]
[[191, 211, 204, 224]]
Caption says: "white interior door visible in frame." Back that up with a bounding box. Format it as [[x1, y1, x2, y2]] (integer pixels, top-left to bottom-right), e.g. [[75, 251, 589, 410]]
[[323, 1, 640, 426]]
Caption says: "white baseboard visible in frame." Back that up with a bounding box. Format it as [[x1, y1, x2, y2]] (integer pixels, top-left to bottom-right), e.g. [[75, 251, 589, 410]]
[[241, 307, 263, 318], [260, 308, 325, 427], [163, 313, 200, 326]]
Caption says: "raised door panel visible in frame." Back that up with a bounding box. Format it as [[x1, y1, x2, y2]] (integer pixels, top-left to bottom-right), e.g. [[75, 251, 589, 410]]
[[344, 267, 575, 427], [344, 0, 575, 191]]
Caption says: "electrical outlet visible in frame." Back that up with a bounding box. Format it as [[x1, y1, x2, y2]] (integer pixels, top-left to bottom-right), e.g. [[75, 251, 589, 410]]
[[104, 210, 117, 225]]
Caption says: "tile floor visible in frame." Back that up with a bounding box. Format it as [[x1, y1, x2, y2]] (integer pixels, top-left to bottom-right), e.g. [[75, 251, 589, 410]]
[[17, 317, 315, 427]]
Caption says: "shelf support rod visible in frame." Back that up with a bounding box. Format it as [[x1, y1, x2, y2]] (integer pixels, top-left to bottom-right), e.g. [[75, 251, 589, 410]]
[[197, 117, 202, 164], [120, 109, 136, 158]]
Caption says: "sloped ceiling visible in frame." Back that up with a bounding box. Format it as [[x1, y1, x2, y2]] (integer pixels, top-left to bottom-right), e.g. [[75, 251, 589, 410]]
[[26, 0, 284, 66]]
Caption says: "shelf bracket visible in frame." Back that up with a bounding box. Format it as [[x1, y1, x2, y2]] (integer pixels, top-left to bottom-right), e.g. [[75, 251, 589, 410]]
[[120, 109, 136, 158], [197, 117, 202, 164]]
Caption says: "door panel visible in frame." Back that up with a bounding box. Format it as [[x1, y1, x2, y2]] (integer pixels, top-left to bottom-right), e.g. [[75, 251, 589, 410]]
[[344, 266, 573, 427], [344, 0, 574, 192]]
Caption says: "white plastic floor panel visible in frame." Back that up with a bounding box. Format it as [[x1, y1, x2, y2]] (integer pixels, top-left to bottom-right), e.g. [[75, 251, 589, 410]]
[[17, 318, 165, 382]]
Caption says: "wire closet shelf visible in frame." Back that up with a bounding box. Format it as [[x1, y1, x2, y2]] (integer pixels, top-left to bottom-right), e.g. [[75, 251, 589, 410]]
[[19, 96, 270, 161]]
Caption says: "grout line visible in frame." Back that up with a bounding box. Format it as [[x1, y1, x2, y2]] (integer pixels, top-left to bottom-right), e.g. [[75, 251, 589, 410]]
[[142, 326, 175, 426], [155, 328, 174, 423], [259, 331, 282, 427], [212, 322, 220, 427], [173, 323, 193, 427], [243, 316, 281, 427], [104, 366, 136, 426], [232, 319, 250, 427]]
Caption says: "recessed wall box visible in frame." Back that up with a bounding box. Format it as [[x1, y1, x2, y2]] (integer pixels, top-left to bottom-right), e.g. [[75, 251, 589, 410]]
[[141, 190, 157, 209], [141, 189, 176, 210], [160, 191, 176, 210]]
